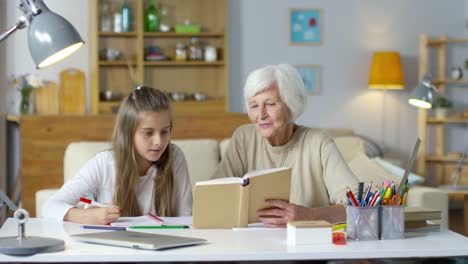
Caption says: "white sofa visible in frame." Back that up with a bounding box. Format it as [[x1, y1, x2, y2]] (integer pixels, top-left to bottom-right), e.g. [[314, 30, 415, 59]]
[[36, 135, 449, 229]]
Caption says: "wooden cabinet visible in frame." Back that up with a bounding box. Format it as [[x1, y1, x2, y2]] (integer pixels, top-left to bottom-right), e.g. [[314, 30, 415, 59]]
[[89, 0, 229, 114], [417, 34, 468, 186]]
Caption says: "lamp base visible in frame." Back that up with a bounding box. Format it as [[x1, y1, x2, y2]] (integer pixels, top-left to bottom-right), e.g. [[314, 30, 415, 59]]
[[0, 236, 65, 255]]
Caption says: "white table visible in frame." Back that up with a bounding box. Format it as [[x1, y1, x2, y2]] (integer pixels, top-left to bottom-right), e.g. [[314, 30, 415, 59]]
[[0, 218, 467, 262]]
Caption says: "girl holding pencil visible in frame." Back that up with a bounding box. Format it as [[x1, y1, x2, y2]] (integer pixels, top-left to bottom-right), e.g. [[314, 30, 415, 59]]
[[43, 86, 192, 225]]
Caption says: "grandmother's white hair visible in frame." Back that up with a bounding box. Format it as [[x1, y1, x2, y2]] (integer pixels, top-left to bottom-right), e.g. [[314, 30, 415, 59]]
[[244, 64, 307, 121]]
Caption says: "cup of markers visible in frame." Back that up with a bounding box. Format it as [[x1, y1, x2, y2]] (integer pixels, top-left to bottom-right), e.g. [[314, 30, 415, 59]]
[[345, 180, 410, 241]]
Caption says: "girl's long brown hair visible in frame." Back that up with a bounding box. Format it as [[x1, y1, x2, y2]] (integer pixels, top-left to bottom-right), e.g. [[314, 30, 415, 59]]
[[112, 86, 174, 216]]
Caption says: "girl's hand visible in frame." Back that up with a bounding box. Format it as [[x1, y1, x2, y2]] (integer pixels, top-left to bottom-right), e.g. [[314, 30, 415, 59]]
[[64, 205, 120, 225], [257, 199, 311, 228]]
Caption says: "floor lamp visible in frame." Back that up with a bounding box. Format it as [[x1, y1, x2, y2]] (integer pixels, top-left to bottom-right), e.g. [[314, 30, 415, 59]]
[[368, 51, 405, 154]]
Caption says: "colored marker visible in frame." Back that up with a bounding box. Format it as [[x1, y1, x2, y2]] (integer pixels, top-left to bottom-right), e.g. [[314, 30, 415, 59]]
[[80, 197, 113, 208], [147, 213, 164, 223], [82, 225, 126, 231]]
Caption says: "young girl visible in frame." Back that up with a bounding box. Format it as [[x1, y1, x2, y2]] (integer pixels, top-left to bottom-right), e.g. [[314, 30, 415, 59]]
[[43, 86, 192, 224]]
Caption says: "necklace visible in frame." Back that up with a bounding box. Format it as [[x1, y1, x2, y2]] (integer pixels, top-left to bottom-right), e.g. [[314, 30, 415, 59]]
[[266, 148, 289, 168]]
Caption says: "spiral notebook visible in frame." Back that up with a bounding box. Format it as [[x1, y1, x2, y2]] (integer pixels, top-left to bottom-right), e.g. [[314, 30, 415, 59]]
[[71, 231, 207, 250]]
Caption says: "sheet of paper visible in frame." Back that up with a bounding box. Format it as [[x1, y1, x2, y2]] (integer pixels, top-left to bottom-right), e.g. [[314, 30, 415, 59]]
[[110, 216, 161, 227], [159, 216, 193, 226], [110, 216, 193, 227]]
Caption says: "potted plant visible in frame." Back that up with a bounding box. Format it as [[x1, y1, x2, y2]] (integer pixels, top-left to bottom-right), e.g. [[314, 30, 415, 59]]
[[432, 95, 453, 119]]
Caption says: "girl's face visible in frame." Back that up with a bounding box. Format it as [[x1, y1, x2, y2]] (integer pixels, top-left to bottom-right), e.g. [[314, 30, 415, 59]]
[[133, 111, 171, 175]]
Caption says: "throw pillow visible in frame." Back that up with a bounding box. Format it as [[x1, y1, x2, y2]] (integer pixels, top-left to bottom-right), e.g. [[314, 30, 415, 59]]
[[373, 157, 425, 185], [347, 152, 401, 187]]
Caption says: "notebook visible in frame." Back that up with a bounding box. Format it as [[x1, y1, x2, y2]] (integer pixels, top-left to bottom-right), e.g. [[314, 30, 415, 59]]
[[71, 231, 207, 250]]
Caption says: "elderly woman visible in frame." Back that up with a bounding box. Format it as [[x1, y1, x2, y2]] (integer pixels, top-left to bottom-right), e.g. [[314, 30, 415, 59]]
[[213, 64, 359, 227]]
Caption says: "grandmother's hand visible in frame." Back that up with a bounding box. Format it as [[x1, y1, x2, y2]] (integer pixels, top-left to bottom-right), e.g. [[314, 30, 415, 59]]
[[257, 199, 312, 228]]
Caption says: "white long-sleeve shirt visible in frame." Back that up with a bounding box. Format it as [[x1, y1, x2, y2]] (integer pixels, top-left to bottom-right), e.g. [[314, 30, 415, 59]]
[[42, 144, 193, 220]]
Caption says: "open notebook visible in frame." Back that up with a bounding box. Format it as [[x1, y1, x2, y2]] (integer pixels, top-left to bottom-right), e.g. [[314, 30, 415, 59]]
[[71, 231, 206, 250], [110, 216, 193, 227]]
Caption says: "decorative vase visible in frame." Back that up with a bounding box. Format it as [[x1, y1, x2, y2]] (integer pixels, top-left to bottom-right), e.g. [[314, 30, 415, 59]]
[[434, 108, 448, 119], [20, 87, 33, 115]]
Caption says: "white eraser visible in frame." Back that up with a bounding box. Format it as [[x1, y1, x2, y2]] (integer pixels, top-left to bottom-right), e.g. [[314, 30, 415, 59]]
[[287, 220, 332, 245]]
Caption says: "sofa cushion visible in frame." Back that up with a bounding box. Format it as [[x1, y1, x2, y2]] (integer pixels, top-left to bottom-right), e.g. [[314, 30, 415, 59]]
[[172, 139, 219, 184], [347, 152, 401, 186], [373, 157, 425, 185], [64, 142, 112, 182], [64, 140, 219, 186], [334, 136, 366, 162]]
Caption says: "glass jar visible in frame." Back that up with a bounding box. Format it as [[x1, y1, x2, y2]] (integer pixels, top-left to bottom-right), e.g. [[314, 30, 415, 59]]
[[204, 45, 217, 62], [159, 4, 172, 32], [188, 37, 202, 61], [175, 42, 187, 61], [99, 0, 112, 32]]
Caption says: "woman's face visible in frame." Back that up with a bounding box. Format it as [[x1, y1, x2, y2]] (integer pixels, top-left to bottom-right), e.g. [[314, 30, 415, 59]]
[[247, 83, 292, 142], [133, 111, 171, 174]]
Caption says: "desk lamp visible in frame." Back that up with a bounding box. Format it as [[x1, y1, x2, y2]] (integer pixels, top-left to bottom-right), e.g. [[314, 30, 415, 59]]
[[408, 73, 437, 109], [0, 0, 84, 69], [0, 191, 65, 255]]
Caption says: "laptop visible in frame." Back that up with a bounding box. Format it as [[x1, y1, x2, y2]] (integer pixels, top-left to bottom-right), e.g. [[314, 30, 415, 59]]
[[71, 231, 207, 250]]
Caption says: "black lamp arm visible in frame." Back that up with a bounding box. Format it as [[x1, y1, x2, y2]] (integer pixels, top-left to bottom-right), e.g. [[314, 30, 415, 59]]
[[0, 191, 18, 211]]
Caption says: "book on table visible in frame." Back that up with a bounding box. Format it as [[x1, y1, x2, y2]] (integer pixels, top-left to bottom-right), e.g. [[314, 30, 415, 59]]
[[404, 207, 441, 233], [404, 207, 441, 221], [192, 167, 291, 229]]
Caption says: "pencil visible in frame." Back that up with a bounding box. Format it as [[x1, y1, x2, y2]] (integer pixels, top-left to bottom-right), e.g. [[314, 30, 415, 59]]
[[129, 225, 189, 229]]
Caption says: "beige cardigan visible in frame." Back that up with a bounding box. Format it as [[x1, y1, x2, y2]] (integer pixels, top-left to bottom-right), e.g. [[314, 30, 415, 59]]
[[212, 124, 359, 207]]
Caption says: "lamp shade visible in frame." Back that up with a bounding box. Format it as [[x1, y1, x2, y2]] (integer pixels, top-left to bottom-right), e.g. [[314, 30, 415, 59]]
[[368, 52, 404, 90], [408, 73, 436, 109], [27, 1, 84, 69]]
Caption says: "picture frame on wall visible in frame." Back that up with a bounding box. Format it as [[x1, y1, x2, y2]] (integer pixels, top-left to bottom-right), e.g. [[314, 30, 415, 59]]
[[294, 65, 320, 95], [289, 8, 322, 45]]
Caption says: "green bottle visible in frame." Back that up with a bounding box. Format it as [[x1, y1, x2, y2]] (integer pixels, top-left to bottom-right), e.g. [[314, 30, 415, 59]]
[[145, 0, 159, 32]]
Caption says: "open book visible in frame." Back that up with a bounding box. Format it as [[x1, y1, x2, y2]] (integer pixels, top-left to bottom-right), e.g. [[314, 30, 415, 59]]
[[192, 167, 292, 229]]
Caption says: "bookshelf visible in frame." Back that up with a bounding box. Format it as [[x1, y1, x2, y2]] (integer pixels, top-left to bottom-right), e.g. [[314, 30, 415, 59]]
[[89, 0, 229, 114], [417, 34, 468, 186]]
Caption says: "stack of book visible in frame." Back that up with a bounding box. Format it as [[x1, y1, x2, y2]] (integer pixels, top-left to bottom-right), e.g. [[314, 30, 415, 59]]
[[404, 207, 441, 233]]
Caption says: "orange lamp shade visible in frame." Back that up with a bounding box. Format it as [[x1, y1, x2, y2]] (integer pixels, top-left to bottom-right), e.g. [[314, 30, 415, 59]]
[[368, 52, 404, 90]]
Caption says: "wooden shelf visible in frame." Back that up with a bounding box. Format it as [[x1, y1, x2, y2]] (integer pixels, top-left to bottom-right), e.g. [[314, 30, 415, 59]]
[[428, 38, 468, 46], [143, 32, 224, 38], [98, 99, 226, 114], [417, 33, 468, 187], [426, 155, 468, 163], [98, 32, 137, 37], [427, 116, 468, 124], [144, 61, 225, 67], [99, 61, 137, 66], [433, 79, 468, 85]]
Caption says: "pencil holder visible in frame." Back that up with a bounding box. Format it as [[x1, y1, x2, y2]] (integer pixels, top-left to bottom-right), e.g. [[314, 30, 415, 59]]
[[346, 206, 379, 241], [380, 205, 405, 240]]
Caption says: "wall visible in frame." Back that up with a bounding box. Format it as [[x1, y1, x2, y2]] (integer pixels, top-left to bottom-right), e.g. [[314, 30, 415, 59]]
[[0, 0, 7, 197], [3, 0, 467, 170], [229, 0, 467, 160]]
